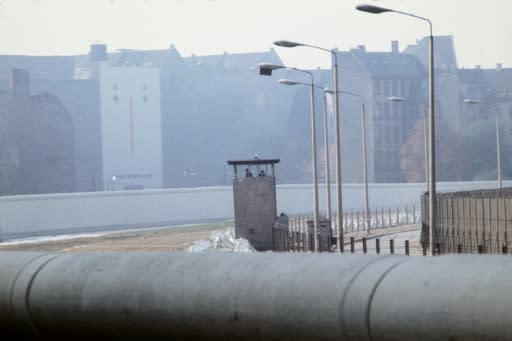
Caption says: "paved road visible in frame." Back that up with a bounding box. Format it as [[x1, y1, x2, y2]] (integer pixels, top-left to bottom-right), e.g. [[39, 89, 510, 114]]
[[343, 224, 423, 256]]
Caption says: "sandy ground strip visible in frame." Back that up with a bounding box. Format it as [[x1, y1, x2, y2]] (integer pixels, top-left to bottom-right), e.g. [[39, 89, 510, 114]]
[[0, 221, 421, 254]]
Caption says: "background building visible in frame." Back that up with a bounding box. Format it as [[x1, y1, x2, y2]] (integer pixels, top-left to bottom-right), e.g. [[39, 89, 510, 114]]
[[99, 62, 162, 190], [337, 41, 425, 183], [0, 36, 511, 194], [0, 69, 75, 195]]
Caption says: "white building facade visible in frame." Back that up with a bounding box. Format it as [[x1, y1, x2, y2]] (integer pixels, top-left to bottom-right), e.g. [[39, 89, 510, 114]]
[[99, 63, 163, 190]]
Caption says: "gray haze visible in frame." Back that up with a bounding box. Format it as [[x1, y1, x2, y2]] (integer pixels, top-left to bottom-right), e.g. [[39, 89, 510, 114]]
[[0, 1, 511, 194]]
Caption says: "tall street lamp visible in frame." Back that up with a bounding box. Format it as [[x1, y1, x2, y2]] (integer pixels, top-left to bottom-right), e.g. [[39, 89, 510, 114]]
[[356, 4, 436, 256], [326, 89, 370, 234], [274, 40, 344, 252], [258, 62, 320, 252], [389, 96, 429, 191], [321, 89, 333, 223], [464, 99, 503, 189]]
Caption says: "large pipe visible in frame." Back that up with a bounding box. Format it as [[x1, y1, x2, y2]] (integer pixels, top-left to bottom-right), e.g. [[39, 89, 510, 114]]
[[1, 251, 512, 340]]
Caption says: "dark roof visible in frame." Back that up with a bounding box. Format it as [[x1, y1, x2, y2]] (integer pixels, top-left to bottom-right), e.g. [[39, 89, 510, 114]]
[[350, 51, 426, 79], [458, 68, 485, 83], [458, 67, 512, 92], [227, 159, 280, 166], [484, 69, 512, 92], [403, 35, 458, 72], [110, 45, 184, 68], [187, 48, 282, 72]]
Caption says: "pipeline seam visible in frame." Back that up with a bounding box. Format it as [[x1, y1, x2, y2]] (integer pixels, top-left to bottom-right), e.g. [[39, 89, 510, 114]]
[[9, 253, 61, 340], [24, 254, 61, 339], [9, 253, 54, 309], [339, 256, 395, 340], [365, 258, 409, 341]]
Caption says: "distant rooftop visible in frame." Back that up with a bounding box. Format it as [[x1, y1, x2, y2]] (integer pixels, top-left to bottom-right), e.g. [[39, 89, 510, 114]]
[[351, 51, 426, 78]]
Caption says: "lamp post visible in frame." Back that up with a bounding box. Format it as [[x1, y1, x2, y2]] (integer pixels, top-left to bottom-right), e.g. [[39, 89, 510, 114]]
[[322, 90, 333, 223], [464, 99, 503, 189], [258, 62, 320, 252], [278, 78, 320, 252], [326, 89, 371, 234], [274, 40, 344, 252], [389, 96, 429, 191], [356, 4, 436, 256]]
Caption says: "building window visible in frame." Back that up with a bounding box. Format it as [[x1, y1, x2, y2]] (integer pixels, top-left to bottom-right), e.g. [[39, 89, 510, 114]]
[[385, 151, 392, 169], [382, 80, 389, 96], [384, 126, 391, 145], [373, 81, 381, 95], [375, 126, 382, 144], [376, 151, 383, 168], [393, 126, 400, 145], [374, 103, 382, 118], [391, 80, 398, 97], [403, 80, 410, 97], [383, 102, 389, 118]]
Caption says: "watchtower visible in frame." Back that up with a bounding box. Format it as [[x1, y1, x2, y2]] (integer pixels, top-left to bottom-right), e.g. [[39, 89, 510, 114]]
[[227, 158, 280, 251]]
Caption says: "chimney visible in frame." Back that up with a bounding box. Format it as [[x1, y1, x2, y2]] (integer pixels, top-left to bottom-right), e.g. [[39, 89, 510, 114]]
[[357, 45, 366, 53], [497, 63, 503, 71], [89, 44, 107, 62], [391, 40, 399, 54], [11, 69, 29, 99]]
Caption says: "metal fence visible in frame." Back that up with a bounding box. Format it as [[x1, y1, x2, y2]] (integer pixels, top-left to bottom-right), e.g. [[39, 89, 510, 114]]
[[273, 204, 420, 253], [423, 188, 512, 254]]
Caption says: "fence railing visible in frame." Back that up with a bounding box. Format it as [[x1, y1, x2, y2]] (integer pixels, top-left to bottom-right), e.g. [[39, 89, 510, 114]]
[[423, 189, 512, 254], [273, 204, 420, 253]]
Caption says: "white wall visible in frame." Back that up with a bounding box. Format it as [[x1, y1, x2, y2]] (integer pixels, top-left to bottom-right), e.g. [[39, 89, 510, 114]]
[[99, 63, 162, 190], [0, 187, 232, 239], [0, 181, 506, 240]]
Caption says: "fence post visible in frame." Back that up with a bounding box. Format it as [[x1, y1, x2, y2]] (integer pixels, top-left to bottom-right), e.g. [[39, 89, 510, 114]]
[[302, 225, 307, 252], [376, 238, 380, 254], [405, 206, 409, 224], [396, 206, 400, 226], [388, 208, 392, 227], [405, 240, 410, 256], [389, 239, 394, 254], [503, 245, 508, 254], [457, 243, 462, 254], [478, 245, 484, 254], [350, 237, 355, 254], [381, 208, 385, 227], [413, 204, 416, 224], [362, 237, 367, 254], [272, 228, 276, 251]]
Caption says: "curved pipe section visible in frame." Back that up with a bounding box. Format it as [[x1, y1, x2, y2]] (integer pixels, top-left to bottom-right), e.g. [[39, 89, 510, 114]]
[[0, 252, 511, 340]]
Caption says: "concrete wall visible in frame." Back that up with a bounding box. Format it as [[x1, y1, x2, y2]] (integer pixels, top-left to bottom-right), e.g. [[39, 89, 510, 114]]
[[0, 187, 232, 240], [233, 176, 276, 251], [0, 181, 507, 240]]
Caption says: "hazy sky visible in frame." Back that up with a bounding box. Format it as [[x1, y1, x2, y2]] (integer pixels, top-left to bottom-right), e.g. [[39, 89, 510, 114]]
[[1, 0, 510, 70]]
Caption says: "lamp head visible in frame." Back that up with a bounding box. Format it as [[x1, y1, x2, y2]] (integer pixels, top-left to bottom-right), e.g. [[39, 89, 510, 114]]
[[259, 63, 286, 76], [278, 79, 303, 86], [464, 98, 480, 104], [274, 40, 303, 48], [356, 4, 393, 14], [388, 96, 406, 102]]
